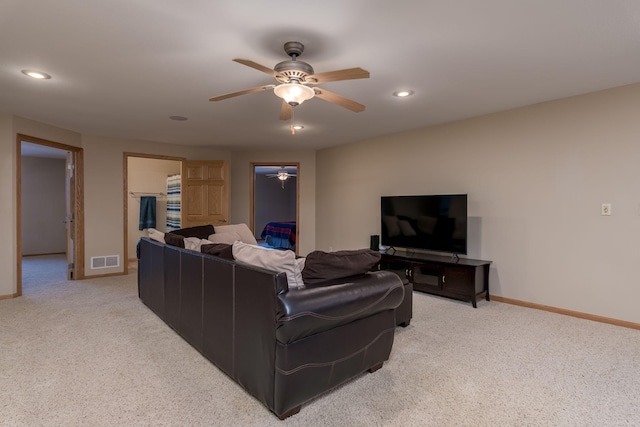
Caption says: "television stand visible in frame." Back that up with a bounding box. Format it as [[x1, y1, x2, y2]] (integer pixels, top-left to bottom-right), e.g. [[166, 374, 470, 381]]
[[380, 250, 492, 308]]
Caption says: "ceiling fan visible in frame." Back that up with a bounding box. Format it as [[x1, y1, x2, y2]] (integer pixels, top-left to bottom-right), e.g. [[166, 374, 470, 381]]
[[209, 41, 370, 123], [266, 167, 296, 189]]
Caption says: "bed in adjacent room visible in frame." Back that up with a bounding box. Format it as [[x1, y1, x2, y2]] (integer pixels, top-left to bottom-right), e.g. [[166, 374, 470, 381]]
[[260, 221, 296, 250]]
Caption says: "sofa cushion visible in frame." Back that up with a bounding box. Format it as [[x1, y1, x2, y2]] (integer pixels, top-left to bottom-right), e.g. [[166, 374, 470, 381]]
[[169, 224, 215, 239], [232, 241, 304, 289], [207, 231, 242, 245], [201, 243, 234, 260], [302, 249, 382, 285], [214, 223, 257, 245]]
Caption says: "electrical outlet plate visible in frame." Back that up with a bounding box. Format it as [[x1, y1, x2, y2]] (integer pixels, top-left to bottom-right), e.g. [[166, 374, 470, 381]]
[[601, 203, 612, 216]]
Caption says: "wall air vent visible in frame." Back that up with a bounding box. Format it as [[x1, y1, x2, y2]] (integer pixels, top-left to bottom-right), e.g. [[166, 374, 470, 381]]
[[91, 255, 120, 269]]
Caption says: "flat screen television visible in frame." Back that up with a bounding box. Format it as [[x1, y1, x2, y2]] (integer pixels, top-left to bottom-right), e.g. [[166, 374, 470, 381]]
[[380, 194, 468, 255]]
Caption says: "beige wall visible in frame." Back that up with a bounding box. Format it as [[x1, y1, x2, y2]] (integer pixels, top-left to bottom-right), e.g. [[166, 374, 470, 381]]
[[82, 135, 229, 276], [13, 116, 83, 148], [0, 119, 231, 295], [0, 115, 82, 297], [230, 150, 316, 256], [127, 157, 181, 259], [0, 114, 15, 296], [21, 157, 67, 255], [316, 83, 640, 324]]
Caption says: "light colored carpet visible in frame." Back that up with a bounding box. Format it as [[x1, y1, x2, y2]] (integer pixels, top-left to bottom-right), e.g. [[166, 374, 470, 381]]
[[2, 255, 640, 426]]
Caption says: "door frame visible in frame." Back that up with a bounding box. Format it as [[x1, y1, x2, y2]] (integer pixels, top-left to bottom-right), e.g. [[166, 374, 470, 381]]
[[250, 162, 300, 254], [16, 134, 85, 296], [122, 152, 185, 275]]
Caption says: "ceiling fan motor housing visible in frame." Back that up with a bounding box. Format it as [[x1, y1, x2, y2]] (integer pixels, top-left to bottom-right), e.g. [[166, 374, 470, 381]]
[[274, 41, 314, 83], [283, 41, 304, 57], [274, 60, 314, 83]]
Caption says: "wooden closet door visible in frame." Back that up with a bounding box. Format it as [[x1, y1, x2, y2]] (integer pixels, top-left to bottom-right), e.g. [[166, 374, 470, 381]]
[[182, 160, 229, 227]]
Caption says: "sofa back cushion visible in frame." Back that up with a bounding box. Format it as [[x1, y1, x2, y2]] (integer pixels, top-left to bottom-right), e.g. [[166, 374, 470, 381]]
[[214, 223, 258, 245], [207, 231, 242, 245], [232, 241, 304, 289], [302, 249, 382, 285]]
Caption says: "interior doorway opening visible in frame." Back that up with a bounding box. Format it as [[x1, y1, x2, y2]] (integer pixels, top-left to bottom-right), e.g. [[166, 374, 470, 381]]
[[123, 154, 230, 274], [123, 153, 184, 274], [16, 135, 84, 296], [250, 163, 299, 254]]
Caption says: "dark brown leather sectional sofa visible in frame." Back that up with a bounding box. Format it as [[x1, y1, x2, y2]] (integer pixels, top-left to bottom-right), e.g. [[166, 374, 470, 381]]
[[137, 237, 409, 419]]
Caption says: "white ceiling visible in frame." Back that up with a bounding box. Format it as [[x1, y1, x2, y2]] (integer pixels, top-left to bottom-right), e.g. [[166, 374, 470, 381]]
[[2, 1, 640, 151]]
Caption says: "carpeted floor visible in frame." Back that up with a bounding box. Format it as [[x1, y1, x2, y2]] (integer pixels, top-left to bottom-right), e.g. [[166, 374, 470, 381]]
[[2, 255, 640, 426]]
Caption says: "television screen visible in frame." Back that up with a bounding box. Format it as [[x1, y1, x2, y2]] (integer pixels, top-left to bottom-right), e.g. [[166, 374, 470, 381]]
[[381, 194, 467, 254]]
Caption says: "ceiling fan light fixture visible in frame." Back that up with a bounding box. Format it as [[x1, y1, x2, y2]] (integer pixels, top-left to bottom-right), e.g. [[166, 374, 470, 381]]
[[274, 83, 315, 106]]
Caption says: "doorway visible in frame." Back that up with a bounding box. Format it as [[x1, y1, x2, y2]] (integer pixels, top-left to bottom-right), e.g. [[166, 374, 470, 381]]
[[16, 134, 84, 296], [123, 154, 230, 274], [123, 153, 184, 274], [251, 163, 299, 253]]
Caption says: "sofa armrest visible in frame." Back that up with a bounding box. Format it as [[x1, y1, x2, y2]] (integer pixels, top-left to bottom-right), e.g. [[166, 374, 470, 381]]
[[275, 270, 404, 344]]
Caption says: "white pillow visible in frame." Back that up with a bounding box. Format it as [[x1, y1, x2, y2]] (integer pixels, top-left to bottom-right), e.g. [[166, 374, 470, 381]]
[[207, 231, 242, 245], [147, 228, 165, 243], [232, 241, 304, 289], [214, 223, 258, 245], [184, 237, 212, 252]]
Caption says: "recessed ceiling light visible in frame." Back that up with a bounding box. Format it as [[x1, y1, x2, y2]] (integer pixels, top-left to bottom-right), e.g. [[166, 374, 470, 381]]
[[22, 70, 52, 79], [393, 90, 414, 97], [292, 125, 304, 130], [169, 116, 188, 121]]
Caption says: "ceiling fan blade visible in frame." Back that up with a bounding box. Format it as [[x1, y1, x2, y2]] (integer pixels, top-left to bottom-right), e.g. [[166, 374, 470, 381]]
[[279, 101, 292, 121], [233, 59, 279, 78], [313, 87, 366, 113], [209, 84, 275, 102], [306, 67, 370, 84]]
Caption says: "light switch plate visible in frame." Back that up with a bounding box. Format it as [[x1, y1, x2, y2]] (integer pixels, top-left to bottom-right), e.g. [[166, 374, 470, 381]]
[[601, 203, 612, 216]]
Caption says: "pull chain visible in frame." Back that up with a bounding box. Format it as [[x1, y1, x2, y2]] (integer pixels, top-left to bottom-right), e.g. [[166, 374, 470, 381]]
[[290, 106, 296, 135]]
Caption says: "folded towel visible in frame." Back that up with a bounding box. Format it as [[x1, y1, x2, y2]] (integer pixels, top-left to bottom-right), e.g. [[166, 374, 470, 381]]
[[139, 196, 156, 230]]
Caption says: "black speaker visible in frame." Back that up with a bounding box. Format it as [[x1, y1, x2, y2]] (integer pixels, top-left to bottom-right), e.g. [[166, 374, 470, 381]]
[[370, 235, 380, 251]]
